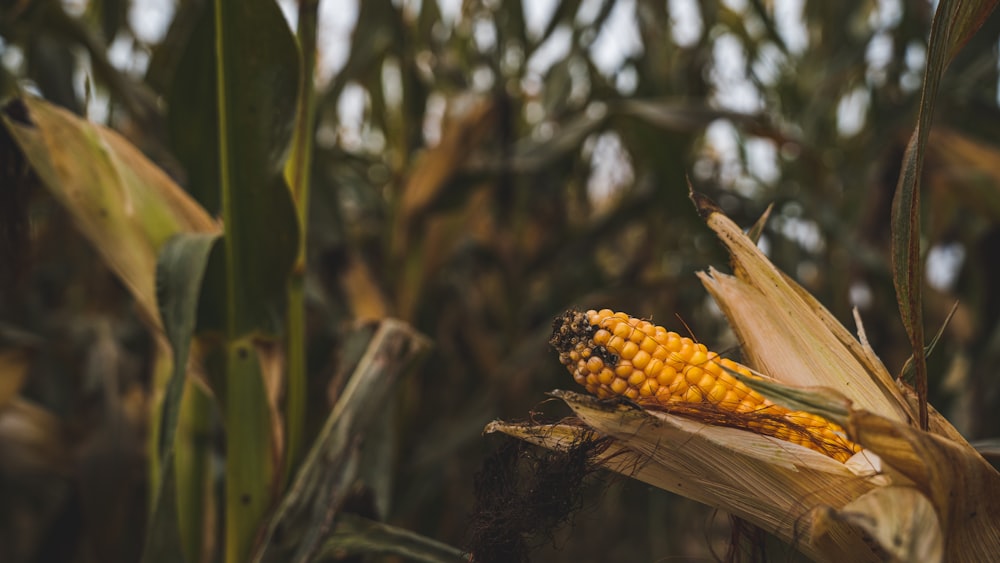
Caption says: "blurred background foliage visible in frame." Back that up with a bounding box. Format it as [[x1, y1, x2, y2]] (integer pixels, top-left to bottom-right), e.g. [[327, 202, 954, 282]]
[[2, 0, 1000, 561]]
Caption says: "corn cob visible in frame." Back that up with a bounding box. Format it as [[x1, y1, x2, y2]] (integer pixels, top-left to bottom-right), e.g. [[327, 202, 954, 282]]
[[550, 309, 861, 462]]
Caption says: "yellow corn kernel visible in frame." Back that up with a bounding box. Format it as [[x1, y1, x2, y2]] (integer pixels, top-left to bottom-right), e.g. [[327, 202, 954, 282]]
[[613, 322, 632, 339], [594, 329, 611, 346], [627, 329, 644, 344], [646, 358, 664, 380], [689, 349, 708, 367], [639, 379, 658, 396], [608, 335, 625, 352], [549, 309, 861, 462], [667, 377, 688, 395], [632, 350, 651, 370], [684, 367, 703, 385], [620, 340, 639, 360], [627, 370, 646, 387], [722, 390, 740, 407], [610, 377, 628, 394], [707, 383, 728, 403], [598, 368, 615, 386], [656, 365, 677, 387], [586, 357, 603, 373], [682, 386, 703, 403]]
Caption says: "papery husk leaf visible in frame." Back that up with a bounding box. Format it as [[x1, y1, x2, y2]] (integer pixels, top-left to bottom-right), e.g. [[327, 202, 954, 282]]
[[489, 391, 886, 562], [851, 308, 891, 387], [811, 486, 942, 563], [692, 193, 913, 424], [854, 308, 967, 445], [848, 409, 1000, 560], [971, 438, 1000, 459], [897, 384, 971, 445], [745, 202, 773, 244]]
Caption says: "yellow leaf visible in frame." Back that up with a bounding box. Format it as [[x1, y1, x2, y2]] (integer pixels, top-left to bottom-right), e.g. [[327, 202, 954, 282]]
[[1, 97, 218, 331]]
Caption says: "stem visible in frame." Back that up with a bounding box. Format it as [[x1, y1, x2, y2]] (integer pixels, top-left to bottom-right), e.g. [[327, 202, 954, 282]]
[[283, 0, 320, 480]]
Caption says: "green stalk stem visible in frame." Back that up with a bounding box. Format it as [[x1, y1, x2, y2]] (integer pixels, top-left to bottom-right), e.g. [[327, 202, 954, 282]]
[[215, 1, 275, 560], [283, 0, 320, 480]]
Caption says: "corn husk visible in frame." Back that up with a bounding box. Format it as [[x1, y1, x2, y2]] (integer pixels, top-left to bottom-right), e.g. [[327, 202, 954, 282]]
[[691, 194, 911, 424], [488, 391, 883, 562], [487, 195, 1000, 561]]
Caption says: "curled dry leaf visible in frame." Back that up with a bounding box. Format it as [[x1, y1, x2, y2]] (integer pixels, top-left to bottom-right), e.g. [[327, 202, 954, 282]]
[[394, 96, 496, 248], [811, 485, 942, 563]]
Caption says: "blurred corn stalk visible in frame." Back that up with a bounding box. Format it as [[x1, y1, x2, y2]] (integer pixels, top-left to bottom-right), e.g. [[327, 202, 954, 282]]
[[489, 194, 1000, 562], [0, 0, 457, 559]]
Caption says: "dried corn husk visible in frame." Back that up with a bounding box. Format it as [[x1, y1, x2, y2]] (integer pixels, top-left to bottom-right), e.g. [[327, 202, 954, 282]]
[[487, 196, 1000, 562]]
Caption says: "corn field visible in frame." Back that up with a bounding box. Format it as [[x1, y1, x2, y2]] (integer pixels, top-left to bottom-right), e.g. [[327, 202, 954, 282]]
[[2, 0, 1000, 561]]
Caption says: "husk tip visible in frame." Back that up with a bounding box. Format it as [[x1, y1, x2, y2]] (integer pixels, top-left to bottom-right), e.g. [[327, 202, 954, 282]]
[[688, 187, 722, 219]]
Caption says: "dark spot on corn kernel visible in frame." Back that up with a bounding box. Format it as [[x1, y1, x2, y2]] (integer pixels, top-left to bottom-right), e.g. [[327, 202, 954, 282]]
[[591, 345, 618, 366]]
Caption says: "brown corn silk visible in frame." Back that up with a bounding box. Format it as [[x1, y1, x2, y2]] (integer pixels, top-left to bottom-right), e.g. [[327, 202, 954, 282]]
[[550, 309, 861, 463]]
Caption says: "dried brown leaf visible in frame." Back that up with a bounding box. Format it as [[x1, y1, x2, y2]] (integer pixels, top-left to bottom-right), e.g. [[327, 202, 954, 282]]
[[397, 97, 496, 225]]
